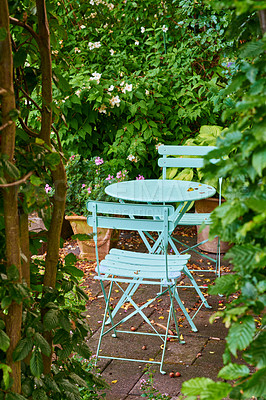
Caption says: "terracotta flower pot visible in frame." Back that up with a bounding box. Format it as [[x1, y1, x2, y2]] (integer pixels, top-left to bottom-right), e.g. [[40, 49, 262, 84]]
[[195, 198, 231, 254], [65, 215, 119, 261]]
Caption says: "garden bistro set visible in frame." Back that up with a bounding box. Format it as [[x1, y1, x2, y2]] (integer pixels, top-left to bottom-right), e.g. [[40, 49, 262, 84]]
[[85, 145, 224, 374]]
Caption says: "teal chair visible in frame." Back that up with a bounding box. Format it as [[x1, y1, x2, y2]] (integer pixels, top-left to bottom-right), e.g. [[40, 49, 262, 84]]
[[87, 201, 207, 374], [158, 145, 222, 278]]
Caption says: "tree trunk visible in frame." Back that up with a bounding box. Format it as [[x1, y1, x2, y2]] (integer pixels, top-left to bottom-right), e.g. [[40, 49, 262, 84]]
[[0, 0, 22, 393], [36, 0, 67, 374]]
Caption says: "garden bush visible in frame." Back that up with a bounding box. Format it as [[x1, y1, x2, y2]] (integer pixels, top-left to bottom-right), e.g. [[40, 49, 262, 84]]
[[13, 0, 233, 178]]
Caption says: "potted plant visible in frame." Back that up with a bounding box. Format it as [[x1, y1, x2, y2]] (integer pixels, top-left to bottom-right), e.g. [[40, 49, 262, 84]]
[[64, 155, 128, 260], [163, 125, 231, 253]]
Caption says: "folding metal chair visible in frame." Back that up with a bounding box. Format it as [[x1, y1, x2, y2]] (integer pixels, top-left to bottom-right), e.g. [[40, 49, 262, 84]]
[[87, 201, 209, 374], [158, 145, 222, 277]]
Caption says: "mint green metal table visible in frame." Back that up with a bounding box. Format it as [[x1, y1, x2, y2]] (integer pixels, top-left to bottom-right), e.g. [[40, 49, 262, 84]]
[[105, 179, 216, 331]]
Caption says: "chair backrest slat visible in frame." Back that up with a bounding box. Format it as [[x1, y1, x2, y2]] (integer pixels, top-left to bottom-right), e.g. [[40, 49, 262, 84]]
[[158, 157, 204, 168], [87, 215, 167, 232], [158, 145, 217, 180], [158, 145, 216, 156], [87, 201, 174, 218]]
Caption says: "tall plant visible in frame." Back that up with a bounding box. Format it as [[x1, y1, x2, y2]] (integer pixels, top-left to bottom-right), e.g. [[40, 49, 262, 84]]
[[181, 2, 266, 399], [0, 0, 102, 397]]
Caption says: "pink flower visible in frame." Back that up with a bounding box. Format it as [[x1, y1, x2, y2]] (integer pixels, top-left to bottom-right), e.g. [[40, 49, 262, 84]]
[[116, 171, 122, 179], [70, 155, 75, 160], [95, 156, 104, 165], [136, 174, 145, 180], [45, 184, 52, 193], [106, 174, 114, 181], [87, 187, 92, 194], [82, 184, 86, 188]]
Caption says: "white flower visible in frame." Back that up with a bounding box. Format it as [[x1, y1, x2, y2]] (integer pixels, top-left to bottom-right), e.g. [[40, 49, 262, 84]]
[[122, 83, 133, 93], [80, 25, 86, 29], [127, 154, 137, 162], [135, 40, 139, 45], [107, 3, 114, 10], [90, 72, 102, 84], [74, 47, 81, 53], [90, 0, 94, 4], [120, 81, 125, 86], [98, 104, 107, 114], [141, 26, 145, 33], [88, 42, 95, 50], [75, 89, 82, 97], [110, 95, 121, 107], [108, 85, 114, 92], [162, 25, 168, 33], [145, 89, 149, 96], [110, 49, 115, 55], [94, 41, 101, 48]]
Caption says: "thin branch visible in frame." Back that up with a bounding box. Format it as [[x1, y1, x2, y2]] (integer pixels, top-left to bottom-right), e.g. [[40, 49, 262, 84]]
[[18, 85, 42, 111], [0, 120, 14, 131], [19, 117, 39, 137], [0, 88, 8, 96], [0, 171, 33, 188], [9, 17, 40, 44]]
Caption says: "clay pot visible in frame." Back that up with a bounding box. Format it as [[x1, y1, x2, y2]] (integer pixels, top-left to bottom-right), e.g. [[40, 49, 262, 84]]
[[65, 215, 119, 260], [195, 198, 231, 254]]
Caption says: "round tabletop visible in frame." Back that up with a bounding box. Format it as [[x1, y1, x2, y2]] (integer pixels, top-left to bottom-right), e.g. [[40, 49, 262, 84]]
[[105, 179, 216, 203]]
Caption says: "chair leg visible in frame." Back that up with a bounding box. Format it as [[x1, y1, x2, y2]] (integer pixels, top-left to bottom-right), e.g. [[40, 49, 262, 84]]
[[183, 267, 212, 309], [105, 282, 139, 324], [159, 285, 185, 374], [172, 284, 198, 332], [96, 281, 117, 361]]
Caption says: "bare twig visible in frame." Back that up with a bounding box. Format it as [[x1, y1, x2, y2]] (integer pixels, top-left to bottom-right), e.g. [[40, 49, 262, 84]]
[[9, 17, 40, 44], [19, 117, 39, 137], [0, 120, 13, 131], [0, 171, 33, 188]]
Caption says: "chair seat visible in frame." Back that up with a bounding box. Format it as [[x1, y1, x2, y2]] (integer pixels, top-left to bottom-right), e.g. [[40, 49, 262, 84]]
[[175, 212, 212, 226], [96, 250, 188, 282]]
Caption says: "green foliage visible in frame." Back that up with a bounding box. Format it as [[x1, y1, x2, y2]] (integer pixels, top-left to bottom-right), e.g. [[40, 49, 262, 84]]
[[9, 0, 232, 179], [0, 252, 106, 399], [181, 3, 266, 399], [140, 368, 171, 399], [63, 154, 128, 215]]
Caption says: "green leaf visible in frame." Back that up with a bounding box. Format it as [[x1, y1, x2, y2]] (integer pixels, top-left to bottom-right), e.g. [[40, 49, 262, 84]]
[[64, 252, 77, 266], [244, 331, 266, 368], [200, 382, 231, 400], [1, 296, 12, 310], [32, 388, 48, 400], [34, 333, 51, 357], [43, 309, 59, 330], [13, 337, 33, 362], [3, 159, 20, 179], [74, 342, 91, 359], [0, 329, 10, 351], [7, 265, 19, 281], [0, 363, 12, 389], [252, 148, 266, 176], [30, 175, 43, 187], [30, 349, 43, 378], [242, 367, 266, 398], [0, 27, 7, 41], [218, 363, 250, 380], [69, 372, 88, 387], [182, 377, 214, 397], [45, 153, 60, 170], [13, 48, 28, 68], [71, 233, 93, 241], [227, 316, 256, 357], [64, 265, 84, 278], [6, 393, 28, 400], [208, 274, 236, 296]]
